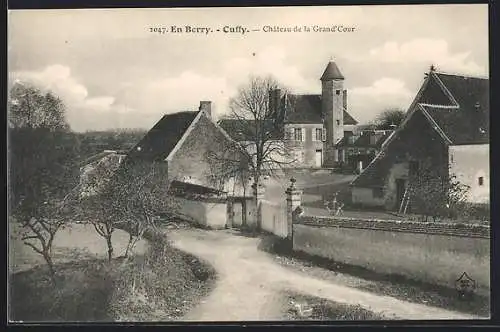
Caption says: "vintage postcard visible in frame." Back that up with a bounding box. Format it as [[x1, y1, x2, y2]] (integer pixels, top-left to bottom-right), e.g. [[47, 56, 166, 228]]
[[7, 4, 490, 323]]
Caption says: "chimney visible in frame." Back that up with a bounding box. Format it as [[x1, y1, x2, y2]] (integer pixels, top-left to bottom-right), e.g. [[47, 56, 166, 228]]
[[199, 101, 212, 118], [343, 90, 347, 110], [269, 89, 281, 117]]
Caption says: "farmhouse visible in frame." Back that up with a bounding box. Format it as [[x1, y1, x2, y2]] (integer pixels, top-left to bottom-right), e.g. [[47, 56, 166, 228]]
[[126, 101, 248, 195], [350, 67, 489, 210], [219, 60, 388, 170], [80, 101, 248, 197]]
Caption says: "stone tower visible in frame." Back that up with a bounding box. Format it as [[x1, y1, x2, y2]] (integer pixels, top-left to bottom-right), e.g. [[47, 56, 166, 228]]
[[321, 60, 345, 167]]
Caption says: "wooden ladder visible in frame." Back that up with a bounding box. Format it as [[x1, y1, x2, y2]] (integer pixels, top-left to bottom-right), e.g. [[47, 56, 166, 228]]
[[399, 186, 411, 215]]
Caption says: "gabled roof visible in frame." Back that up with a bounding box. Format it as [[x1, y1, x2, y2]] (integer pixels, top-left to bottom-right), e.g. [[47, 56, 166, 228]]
[[218, 118, 283, 141], [283, 94, 358, 125], [320, 61, 345, 81], [351, 70, 489, 188], [420, 72, 489, 145], [127, 111, 199, 161]]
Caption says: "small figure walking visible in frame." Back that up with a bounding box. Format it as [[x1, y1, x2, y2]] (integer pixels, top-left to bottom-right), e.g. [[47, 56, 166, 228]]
[[324, 192, 344, 216]]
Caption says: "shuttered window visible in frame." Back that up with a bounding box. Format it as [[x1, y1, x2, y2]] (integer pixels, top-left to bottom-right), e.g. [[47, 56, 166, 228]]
[[294, 128, 303, 141], [315, 128, 322, 141]]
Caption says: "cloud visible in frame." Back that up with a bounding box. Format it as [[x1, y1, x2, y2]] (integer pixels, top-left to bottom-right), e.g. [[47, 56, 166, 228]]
[[350, 77, 413, 98], [134, 71, 232, 117], [10, 64, 136, 131], [117, 45, 316, 119], [349, 78, 414, 123], [11, 65, 89, 102], [8, 45, 314, 131], [363, 39, 487, 76]]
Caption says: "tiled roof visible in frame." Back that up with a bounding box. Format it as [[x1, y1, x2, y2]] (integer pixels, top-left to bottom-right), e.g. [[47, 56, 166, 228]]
[[218, 118, 283, 141], [127, 111, 199, 161], [283, 94, 358, 125], [284, 94, 323, 124], [320, 61, 345, 80], [426, 73, 489, 145], [422, 105, 489, 145], [351, 71, 489, 188]]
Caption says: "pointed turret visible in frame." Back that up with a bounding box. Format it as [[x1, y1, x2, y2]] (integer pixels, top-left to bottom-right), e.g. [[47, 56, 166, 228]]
[[320, 61, 345, 81]]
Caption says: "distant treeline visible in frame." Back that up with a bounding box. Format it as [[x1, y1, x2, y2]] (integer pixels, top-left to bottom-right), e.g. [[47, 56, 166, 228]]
[[76, 129, 147, 160]]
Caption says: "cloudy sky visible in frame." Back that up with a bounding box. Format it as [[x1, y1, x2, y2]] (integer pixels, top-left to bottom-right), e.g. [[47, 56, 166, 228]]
[[8, 5, 488, 132]]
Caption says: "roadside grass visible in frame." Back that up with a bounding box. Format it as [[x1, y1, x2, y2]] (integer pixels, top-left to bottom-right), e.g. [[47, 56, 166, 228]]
[[110, 229, 216, 321], [10, 258, 115, 322], [260, 235, 490, 318], [284, 291, 386, 320], [9, 222, 216, 322]]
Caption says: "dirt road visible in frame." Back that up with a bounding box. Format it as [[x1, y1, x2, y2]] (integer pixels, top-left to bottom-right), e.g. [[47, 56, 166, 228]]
[[168, 228, 478, 321]]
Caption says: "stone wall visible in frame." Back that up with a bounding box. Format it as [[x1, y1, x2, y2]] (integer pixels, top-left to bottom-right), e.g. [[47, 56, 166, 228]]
[[293, 215, 490, 296], [172, 196, 227, 229]]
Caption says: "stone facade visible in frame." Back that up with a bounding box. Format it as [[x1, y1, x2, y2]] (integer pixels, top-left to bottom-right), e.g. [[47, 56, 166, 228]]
[[284, 123, 325, 168], [351, 109, 448, 210], [449, 144, 489, 204], [168, 112, 246, 192], [322, 79, 345, 167]]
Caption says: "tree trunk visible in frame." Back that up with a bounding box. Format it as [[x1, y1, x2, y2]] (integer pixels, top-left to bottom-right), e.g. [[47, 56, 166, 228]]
[[43, 253, 57, 286], [106, 236, 113, 262], [124, 232, 134, 258]]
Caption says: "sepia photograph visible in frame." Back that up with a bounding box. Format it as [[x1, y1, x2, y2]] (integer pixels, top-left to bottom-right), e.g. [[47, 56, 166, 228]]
[[7, 4, 490, 323]]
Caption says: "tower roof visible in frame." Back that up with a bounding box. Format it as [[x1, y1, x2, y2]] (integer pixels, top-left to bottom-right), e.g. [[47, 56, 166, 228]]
[[320, 61, 345, 81]]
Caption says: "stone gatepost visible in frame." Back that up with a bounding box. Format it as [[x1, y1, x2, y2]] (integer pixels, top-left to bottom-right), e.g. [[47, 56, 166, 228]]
[[246, 182, 265, 231], [285, 177, 302, 240], [252, 182, 265, 230]]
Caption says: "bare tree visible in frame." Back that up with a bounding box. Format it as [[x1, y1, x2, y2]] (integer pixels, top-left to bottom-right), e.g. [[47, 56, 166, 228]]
[[112, 161, 176, 257], [225, 76, 294, 185], [19, 192, 78, 285], [8, 82, 80, 284], [78, 155, 121, 262], [408, 159, 470, 222], [79, 157, 177, 260]]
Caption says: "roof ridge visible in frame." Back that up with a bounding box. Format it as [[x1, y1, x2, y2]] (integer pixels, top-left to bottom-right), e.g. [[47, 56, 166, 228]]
[[434, 71, 489, 80], [417, 105, 453, 145], [418, 103, 459, 109], [431, 72, 460, 107]]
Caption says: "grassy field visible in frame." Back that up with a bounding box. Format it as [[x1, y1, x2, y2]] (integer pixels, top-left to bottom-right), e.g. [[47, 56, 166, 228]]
[[9, 222, 216, 322], [9, 222, 148, 274]]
